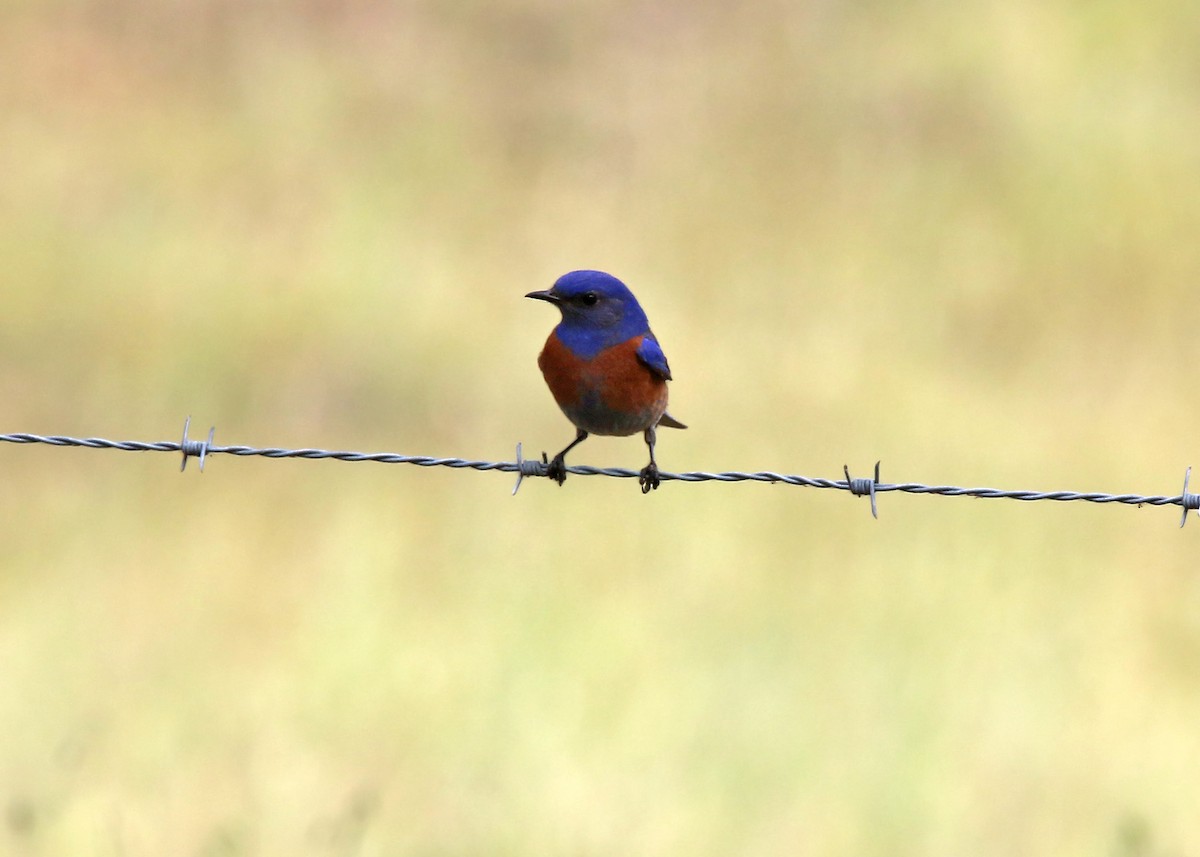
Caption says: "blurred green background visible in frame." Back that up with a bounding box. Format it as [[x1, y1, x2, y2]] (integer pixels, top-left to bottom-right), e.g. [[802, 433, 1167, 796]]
[[2, 1, 1199, 854]]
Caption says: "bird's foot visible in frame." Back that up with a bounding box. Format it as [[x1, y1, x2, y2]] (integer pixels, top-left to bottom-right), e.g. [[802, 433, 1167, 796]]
[[639, 462, 661, 493], [545, 452, 568, 486]]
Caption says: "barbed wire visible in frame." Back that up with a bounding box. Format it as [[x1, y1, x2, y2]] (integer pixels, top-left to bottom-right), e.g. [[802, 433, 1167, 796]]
[[2, 418, 1197, 527]]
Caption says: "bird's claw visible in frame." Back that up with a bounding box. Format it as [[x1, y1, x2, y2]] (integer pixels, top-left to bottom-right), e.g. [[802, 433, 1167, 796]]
[[546, 452, 568, 486], [639, 463, 661, 493]]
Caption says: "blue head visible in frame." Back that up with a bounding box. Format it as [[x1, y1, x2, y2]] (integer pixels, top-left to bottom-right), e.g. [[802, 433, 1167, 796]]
[[526, 270, 651, 358]]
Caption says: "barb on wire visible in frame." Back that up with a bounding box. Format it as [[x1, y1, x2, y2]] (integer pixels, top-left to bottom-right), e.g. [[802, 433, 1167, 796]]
[[844, 461, 881, 519], [180, 415, 215, 472], [1, 419, 1197, 528], [1180, 467, 1197, 529]]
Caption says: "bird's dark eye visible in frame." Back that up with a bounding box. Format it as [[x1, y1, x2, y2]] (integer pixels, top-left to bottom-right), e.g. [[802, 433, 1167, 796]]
[[580, 291, 599, 306]]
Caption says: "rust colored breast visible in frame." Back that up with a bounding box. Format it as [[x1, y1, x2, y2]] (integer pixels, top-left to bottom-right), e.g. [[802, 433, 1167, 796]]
[[592, 337, 668, 420], [538, 333, 669, 436], [537, 331, 588, 410]]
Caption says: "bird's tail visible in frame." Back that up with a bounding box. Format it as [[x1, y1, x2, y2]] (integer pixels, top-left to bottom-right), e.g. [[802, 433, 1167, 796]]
[[658, 412, 687, 430]]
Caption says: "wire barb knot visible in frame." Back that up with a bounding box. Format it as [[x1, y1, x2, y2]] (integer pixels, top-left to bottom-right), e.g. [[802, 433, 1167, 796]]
[[844, 461, 881, 519], [179, 416, 215, 473], [1180, 466, 1198, 528], [511, 443, 548, 495]]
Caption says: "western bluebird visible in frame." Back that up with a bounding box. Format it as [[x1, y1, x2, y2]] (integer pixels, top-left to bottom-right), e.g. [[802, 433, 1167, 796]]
[[526, 270, 686, 493]]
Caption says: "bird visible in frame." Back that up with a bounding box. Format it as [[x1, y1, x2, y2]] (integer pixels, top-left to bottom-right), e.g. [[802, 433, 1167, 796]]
[[526, 270, 686, 493]]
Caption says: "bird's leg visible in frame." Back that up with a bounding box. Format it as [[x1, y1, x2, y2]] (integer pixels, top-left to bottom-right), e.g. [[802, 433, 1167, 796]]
[[546, 428, 588, 486], [639, 425, 661, 493]]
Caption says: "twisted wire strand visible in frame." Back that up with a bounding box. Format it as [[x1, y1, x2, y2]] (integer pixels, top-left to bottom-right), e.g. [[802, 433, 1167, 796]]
[[2, 430, 1196, 521]]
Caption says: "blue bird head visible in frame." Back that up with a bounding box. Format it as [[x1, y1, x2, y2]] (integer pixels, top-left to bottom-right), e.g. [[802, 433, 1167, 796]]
[[526, 270, 650, 358]]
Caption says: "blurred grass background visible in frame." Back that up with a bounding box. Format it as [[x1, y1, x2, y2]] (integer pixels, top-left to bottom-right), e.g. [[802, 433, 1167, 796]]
[[2, 1, 1199, 854]]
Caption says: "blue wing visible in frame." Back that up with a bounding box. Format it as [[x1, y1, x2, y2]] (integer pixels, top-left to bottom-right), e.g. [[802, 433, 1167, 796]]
[[636, 333, 673, 381]]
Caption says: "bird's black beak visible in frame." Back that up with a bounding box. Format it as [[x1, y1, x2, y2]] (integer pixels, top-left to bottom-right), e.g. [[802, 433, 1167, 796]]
[[525, 289, 560, 304]]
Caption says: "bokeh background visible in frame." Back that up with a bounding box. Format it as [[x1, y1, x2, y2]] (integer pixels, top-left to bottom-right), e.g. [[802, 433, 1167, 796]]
[[3, 1, 1199, 854]]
